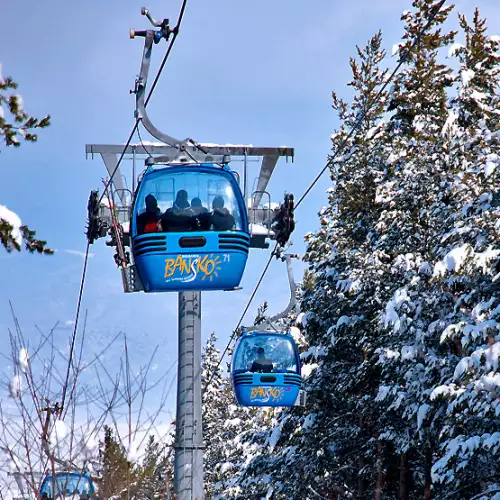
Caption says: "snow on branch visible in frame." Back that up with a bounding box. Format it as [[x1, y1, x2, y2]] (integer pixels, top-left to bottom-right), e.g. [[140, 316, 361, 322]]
[[0, 204, 53, 254], [0, 204, 22, 250]]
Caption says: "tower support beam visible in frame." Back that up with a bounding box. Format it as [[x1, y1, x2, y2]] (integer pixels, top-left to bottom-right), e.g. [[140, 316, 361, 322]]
[[175, 291, 204, 500]]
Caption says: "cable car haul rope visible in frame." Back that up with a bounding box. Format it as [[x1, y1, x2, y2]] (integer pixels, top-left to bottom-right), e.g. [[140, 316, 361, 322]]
[[75, 0, 450, 399], [58, 0, 449, 465], [40, 1, 453, 496], [61, 0, 191, 418]]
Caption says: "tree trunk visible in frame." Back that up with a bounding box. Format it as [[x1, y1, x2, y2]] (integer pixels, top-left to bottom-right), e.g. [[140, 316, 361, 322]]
[[358, 454, 366, 497], [399, 453, 410, 500], [375, 440, 384, 500], [424, 447, 433, 500]]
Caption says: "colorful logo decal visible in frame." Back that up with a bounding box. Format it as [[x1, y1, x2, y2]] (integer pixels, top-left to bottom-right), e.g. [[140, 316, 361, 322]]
[[164, 254, 228, 283], [250, 386, 285, 403]]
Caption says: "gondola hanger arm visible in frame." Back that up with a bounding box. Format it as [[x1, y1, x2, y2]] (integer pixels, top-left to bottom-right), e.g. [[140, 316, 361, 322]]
[[242, 254, 299, 333], [131, 9, 193, 151]]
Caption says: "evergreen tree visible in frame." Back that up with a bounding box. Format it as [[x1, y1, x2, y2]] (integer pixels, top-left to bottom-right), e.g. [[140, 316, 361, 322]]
[[135, 435, 172, 499], [202, 332, 272, 499], [202, 331, 227, 494], [97, 426, 136, 499], [214, 31, 392, 500], [381, 0, 455, 258], [352, 3, 473, 497], [298, 2, 499, 498], [0, 65, 52, 254], [425, 9, 500, 497], [225, 3, 500, 499], [298, 31, 392, 499], [202, 332, 246, 498]]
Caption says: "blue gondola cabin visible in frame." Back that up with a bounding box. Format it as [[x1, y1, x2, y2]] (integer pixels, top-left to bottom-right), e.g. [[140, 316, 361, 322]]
[[131, 163, 250, 292], [40, 472, 96, 499], [231, 332, 302, 407]]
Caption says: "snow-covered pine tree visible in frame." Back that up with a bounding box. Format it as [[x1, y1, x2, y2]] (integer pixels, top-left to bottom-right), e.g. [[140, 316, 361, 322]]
[[334, 2, 500, 498], [380, 0, 455, 258], [202, 331, 230, 496], [366, 2, 459, 498], [0, 65, 52, 254], [219, 3, 500, 498], [425, 9, 500, 497], [203, 328, 297, 498], [212, 34, 392, 500], [297, 30, 393, 499]]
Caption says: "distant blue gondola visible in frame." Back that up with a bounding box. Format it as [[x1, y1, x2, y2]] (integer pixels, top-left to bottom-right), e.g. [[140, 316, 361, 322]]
[[231, 331, 302, 407], [40, 472, 96, 498], [131, 163, 249, 292]]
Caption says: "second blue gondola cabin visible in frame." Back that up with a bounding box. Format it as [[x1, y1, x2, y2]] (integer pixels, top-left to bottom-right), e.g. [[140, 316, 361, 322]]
[[231, 331, 302, 407]]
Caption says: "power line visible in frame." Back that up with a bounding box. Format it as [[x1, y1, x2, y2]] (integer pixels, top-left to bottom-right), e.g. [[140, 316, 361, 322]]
[[295, 0, 446, 209], [205, 0, 448, 390], [292, 0, 450, 296]]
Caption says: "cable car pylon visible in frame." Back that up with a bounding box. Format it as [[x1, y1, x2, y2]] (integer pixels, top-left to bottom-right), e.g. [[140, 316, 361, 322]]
[[85, 6, 295, 499]]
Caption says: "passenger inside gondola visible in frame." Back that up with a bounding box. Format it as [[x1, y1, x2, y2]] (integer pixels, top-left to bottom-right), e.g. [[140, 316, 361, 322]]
[[211, 195, 235, 231], [173, 189, 190, 210], [160, 190, 196, 232], [190, 197, 207, 215], [250, 347, 273, 373], [191, 197, 211, 230], [136, 194, 161, 234]]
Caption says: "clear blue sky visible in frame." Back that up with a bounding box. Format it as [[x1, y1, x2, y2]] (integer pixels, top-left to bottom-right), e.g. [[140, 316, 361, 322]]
[[1, 0, 499, 418]]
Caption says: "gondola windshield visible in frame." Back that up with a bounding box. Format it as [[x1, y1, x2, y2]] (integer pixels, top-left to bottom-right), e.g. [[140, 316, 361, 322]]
[[133, 169, 245, 236], [40, 472, 94, 498], [233, 335, 299, 374]]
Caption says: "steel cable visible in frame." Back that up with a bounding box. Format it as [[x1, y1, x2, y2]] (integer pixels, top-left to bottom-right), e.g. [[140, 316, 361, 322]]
[[61, 0, 190, 415], [295, 0, 446, 209], [60, 240, 91, 414], [205, 0, 448, 391], [202, 246, 276, 392]]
